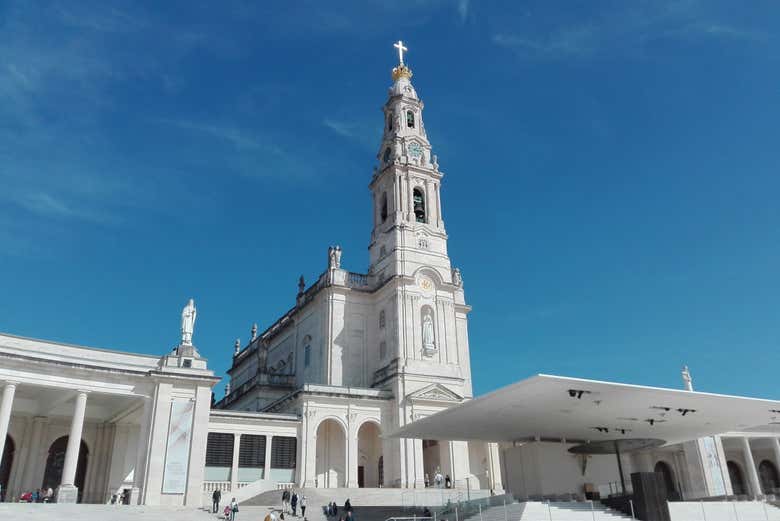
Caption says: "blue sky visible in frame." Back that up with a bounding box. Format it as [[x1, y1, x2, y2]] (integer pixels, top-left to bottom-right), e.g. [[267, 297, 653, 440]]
[[1, 1, 779, 399]]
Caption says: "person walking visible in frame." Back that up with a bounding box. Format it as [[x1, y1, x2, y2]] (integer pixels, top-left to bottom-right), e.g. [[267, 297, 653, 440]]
[[282, 489, 291, 513], [230, 497, 239, 521], [291, 490, 298, 516], [213, 488, 222, 513], [301, 495, 307, 518], [344, 498, 352, 513]]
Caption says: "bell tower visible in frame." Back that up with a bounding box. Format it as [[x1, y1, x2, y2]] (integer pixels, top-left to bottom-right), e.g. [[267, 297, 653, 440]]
[[369, 41, 451, 282]]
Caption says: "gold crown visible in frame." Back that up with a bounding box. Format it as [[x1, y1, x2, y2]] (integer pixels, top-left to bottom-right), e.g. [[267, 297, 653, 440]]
[[391, 64, 413, 81]]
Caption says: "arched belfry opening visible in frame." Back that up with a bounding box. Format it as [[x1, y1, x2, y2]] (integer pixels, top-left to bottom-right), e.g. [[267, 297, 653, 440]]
[[315, 419, 346, 488], [381, 192, 388, 222], [413, 188, 426, 223]]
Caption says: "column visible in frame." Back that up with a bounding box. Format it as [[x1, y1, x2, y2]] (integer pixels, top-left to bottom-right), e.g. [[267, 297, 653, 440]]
[[131, 397, 153, 505], [347, 421, 359, 488], [424, 179, 432, 224], [487, 442, 505, 493], [773, 438, 780, 483], [740, 437, 762, 498], [264, 435, 273, 482], [411, 438, 425, 488], [435, 183, 443, 227], [230, 433, 241, 492], [0, 382, 17, 470], [21, 417, 47, 493], [58, 391, 88, 503], [406, 174, 413, 222]]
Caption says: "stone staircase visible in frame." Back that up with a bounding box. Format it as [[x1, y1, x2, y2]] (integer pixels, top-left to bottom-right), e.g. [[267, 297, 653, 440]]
[[241, 487, 487, 508], [460, 501, 632, 521], [668, 501, 780, 521]]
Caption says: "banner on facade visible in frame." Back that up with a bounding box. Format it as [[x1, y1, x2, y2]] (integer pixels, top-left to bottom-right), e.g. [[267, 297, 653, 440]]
[[162, 399, 195, 494], [701, 436, 727, 496]]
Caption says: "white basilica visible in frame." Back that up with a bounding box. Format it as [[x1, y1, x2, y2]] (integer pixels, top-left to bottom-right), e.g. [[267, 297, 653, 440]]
[[1, 44, 779, 514], [214, 43, 502, 492]]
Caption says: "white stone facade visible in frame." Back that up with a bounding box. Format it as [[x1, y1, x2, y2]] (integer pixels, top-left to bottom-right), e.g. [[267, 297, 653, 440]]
[[0, 333, 218, 505]]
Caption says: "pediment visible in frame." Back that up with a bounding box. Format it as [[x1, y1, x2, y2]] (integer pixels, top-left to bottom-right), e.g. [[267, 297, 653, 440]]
[[407, 383, 463, 403]]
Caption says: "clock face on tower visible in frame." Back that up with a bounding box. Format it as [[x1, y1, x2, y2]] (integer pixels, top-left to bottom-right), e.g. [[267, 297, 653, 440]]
[[408, 141, 422, 158]]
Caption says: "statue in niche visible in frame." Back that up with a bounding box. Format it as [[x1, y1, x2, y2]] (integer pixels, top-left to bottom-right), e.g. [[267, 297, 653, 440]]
[[452, 267, 463, 287], [422, 310, 435, 351], [180, 298, 197, 346]]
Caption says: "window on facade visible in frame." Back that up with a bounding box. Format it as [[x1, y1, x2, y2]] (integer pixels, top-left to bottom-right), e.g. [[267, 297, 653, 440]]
[[205, 432, 234, 467], [379, 310, 386, 329], [413, 188, 426, 223], [239, 435, 266, 468], [379, 341, 387, 360], [406, 111, 415, 128], [303, 335, 312, 368], [271, 437, 297, 469], [381, 192, 388, 222], [383, 147, 391, 163], [387, 113, 393, 131]]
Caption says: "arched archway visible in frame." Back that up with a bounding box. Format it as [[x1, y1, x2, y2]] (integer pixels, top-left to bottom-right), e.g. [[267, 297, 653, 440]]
[[0, 435, 15, 502], [315, 419, 346, 488], [42, 436, 89, 502], [728, 461, 746, 496], [654, 461, 678, 499], [357, 421, 382, 488], [759, 460, 780, 493]]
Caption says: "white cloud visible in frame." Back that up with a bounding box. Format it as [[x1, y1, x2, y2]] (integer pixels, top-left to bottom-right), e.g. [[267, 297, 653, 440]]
[[457, 0, 469, 23]]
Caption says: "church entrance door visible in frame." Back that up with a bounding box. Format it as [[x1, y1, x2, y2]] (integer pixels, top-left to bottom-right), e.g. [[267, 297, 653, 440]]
[[728, 461, 747, 496], [0, 435, 15, 502], [357, 422, 382, 487], [315, 419, 346, 488], [43, 436, 89, 502]]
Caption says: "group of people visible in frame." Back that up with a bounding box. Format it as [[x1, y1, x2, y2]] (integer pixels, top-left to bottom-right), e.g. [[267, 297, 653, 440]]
[[424, 470, 452, 489], [17, 487, 55, 503], [280, 489, 306, 517], [326, 498, 355, 521], [211, 488, 239, 520]]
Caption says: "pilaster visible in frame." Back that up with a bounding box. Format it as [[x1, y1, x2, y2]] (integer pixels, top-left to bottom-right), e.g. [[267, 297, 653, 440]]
[[230, 433, 241, 492], [740, 437, 762, 498], [347, 413, 359, 488]]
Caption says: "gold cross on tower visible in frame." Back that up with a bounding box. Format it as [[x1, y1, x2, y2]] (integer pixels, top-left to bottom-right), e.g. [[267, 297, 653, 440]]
[[394, 40, 408, 65]]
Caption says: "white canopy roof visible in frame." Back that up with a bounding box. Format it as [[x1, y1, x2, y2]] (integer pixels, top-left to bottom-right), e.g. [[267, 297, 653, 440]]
[[389, 375, 780, 447]]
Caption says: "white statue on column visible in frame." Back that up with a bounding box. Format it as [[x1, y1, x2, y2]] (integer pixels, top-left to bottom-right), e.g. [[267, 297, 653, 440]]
[[422, 310, 435, 352], [181, 298, 197, 346], [682, 365, 693, 391]]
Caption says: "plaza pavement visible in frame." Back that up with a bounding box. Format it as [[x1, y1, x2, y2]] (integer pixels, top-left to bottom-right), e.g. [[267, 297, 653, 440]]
[[0, 503, 283, 521]]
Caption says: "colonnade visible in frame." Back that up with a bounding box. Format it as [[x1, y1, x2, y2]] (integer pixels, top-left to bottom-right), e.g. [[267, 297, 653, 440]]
[[723, 435, 780, 498]]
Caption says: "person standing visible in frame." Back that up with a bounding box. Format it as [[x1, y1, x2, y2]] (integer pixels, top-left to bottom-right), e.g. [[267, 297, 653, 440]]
[[291, 490, 298, 516], [300, 495, 307, 518], [344, 498, 351, 513], [230, 497, 239, 521], [213, 488, 222, 513]]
